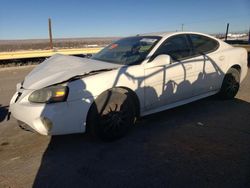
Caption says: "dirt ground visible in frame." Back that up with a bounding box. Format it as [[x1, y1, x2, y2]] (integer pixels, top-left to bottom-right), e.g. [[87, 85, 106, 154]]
[[0, 66, 249, 188]]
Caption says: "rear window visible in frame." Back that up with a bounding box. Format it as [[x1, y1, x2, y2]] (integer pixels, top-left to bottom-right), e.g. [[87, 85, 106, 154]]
[[189, 34, 219, 54]]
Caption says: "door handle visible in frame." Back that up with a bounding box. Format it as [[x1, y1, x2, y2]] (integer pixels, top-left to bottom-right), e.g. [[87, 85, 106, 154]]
[[219, 56, 225, 61]]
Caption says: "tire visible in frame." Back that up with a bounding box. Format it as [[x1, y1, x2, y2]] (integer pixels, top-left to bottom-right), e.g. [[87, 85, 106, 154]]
[[219, 68, 240, 99], [88, 90, 136, 141]]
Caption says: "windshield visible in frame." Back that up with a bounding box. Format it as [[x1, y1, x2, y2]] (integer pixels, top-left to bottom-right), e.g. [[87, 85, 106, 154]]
[[91, 36, 161, 65]]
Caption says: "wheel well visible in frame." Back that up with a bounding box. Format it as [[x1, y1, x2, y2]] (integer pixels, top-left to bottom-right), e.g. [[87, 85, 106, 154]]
[[86, 87, 141, 131], [115, 87, 140, 118], [231, 65, 241, 73]]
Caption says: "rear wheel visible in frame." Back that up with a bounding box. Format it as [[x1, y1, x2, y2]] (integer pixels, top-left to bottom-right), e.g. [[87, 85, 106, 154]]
[[88, 90, 136, 141], [219, 68, 240, 99]]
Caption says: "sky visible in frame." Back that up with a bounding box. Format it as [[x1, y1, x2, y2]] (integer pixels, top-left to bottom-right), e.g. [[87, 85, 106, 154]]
[[0, 0, 249, 39]]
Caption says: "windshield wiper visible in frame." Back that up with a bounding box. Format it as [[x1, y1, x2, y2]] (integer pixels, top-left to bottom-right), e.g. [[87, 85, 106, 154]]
[[64, 68, 115, 83]]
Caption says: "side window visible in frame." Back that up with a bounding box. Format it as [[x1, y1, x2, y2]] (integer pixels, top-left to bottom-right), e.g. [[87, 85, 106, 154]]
[[154, 35, 192, 61], [189, 34, 219, 54]]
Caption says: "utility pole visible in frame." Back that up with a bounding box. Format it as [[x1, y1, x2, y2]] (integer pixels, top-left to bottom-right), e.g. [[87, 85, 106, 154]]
[[181, 24, 184, 31], [48, 18, 53, 49], [248, 26, 250, 44], [225, 23, 229, 41]]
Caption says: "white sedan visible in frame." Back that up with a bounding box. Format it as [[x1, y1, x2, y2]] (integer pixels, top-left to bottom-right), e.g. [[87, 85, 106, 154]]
[[9, 32, 248, 140]]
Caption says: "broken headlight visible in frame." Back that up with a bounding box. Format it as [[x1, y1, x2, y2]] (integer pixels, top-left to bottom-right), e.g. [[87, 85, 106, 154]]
[[28, 85, 69, 103]]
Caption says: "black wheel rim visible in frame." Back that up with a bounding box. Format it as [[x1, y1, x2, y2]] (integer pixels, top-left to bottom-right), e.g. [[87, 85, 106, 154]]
[[225, 75, 239, 96], [101, 104, 131, 135]]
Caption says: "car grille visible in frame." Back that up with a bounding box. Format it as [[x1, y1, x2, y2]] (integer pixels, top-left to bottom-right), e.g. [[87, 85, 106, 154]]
[[17, 120, 36, 133], [14, 92, 22, 103]]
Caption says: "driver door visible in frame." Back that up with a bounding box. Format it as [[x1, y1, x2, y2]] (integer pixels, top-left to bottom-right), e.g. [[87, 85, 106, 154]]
[[144, 34, 196, 111]]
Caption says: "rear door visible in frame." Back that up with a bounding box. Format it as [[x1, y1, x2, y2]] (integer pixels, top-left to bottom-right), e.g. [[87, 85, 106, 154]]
[[188, 34, 224, 95]]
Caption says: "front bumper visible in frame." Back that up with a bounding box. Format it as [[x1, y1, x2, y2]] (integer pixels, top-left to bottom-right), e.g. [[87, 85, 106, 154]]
[[9, 91, 93, 135], [18, 120, 37, 133]]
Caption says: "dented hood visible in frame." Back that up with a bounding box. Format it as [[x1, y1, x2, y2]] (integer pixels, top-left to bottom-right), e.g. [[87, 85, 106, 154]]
[[23, 54, 123, 90]]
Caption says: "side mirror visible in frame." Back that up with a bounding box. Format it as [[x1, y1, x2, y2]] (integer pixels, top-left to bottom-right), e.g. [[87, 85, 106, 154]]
[[146, 54, 171, 68]]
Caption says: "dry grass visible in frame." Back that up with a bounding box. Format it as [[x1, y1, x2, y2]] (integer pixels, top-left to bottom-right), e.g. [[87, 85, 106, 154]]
[[0, 37, 119, 52]]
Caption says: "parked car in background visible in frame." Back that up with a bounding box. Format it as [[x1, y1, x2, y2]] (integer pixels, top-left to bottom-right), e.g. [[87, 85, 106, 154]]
[[9, 32, 248, 140]]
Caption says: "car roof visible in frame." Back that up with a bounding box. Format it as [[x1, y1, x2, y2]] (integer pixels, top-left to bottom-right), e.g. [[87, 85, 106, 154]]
[[138, 31, 176, 37], [137, 31, 215, 38], [129, 31, 229, 49], [138, 31, 231, 53]]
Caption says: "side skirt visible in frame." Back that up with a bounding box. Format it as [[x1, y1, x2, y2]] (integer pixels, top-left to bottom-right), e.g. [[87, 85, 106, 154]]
[[141, 90, 219, 116]]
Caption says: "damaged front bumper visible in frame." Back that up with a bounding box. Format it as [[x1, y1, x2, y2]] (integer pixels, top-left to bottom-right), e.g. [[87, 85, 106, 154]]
[[9, 89, 91, 135]]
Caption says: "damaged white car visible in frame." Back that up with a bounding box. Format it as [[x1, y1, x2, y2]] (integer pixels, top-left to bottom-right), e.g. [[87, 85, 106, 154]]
[[9, 32, 248, 140]]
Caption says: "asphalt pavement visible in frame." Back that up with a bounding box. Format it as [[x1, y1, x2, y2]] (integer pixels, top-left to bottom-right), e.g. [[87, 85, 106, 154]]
[[0, 66, 250, 188]]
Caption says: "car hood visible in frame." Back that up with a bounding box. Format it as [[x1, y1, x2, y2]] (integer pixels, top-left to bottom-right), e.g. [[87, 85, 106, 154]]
[[23, 54, 123, 90]]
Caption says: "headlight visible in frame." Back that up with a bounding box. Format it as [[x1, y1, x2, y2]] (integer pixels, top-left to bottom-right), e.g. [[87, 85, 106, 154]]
[[28, 85, 69, 103]]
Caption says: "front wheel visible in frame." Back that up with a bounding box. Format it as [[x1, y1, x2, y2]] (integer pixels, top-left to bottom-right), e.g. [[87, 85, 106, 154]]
[[88, 91, 136, 141], [218, 68, 240, 99]]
